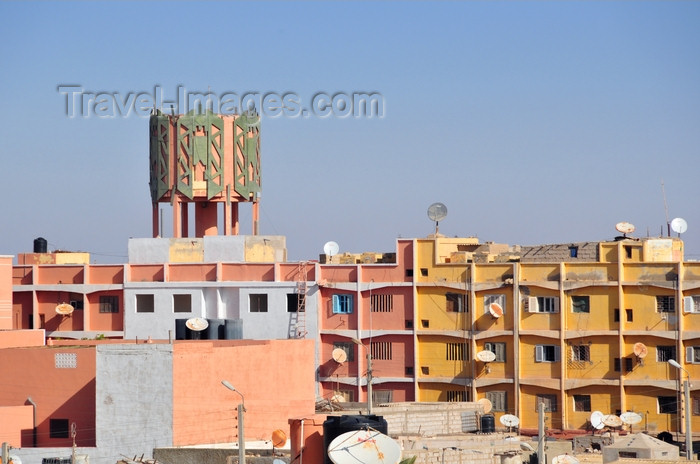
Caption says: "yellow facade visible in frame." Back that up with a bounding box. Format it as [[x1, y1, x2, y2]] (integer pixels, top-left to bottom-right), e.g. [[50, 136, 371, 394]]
[[413, 236, 700, 434]]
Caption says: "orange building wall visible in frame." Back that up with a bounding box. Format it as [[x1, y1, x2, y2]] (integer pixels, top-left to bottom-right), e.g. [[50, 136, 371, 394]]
[[0, 346, 96, 447], [0, 256, 12, 329], [0, 329, 45, 348], [0, 405, 33, 447], [172, 339, 315, 446]]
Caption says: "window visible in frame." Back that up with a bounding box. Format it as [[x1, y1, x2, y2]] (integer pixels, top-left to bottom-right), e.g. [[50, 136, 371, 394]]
[[99, 295, 119, 313], [405, 366, 414, 375], [684, 296, 700, 314], [571, 296, 590, 313], [526, 296, 559, 313], [446, 342, 467, 361], [421, 319, 430, 328], [625, 246, 633, 259], [332, 294, 353, 314], [486, 391, 507, 412], [484, 294, 506, 315], [447, 390, 467, 402], [70, 299, 84, 310], [571, 345, 590, 362], [249, 294, 268, 312], [287, 293, 304, 312], [371, 341, 392, 360], [446, 293, 466, 313], [173, 294, 191, 313], [625, 357, 634, 372], [371, 294, 393, 312], [484, 342, 506, 362], [536, 394, 558, 412], [693, 397, 700, 416], [657, 296, 675, 313], [405, 320, 414, 329], [619, 452, 638, 459], [136, 294, 154, 313], [626, 309, 633, 321], [336, 390, 354, 402], [420, 268, 428, 276], [405, 269, 413, 277], [614, 358, 620, 371], [687, 347, 700, 364], [658, 396, 677, 414], [569, 246, 578, 258], [573, 395, 591, 412], [421, 366, 430, 375], [373, 390, 393, 404], [535, 345, 560, 362], [333, 342, 355, 362], [657, 346, 676, 362], [50, 418, 69, 438]]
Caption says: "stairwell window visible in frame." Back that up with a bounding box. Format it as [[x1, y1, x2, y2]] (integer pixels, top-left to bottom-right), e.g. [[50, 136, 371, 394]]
[[535, 345, 560, 362], [573, 394, 591, 412], [484, 342, 506, 362], [656, 346, 676, 362], [371, 341, 392, 360], [446, 342, 468, 361], [332, 294, 353, 314], [249, 294, 268, 313], [536, 394, 558, 412], [446, 293, 466, 312], [571, 296, 590, 313], [656, 296, 675, 313]]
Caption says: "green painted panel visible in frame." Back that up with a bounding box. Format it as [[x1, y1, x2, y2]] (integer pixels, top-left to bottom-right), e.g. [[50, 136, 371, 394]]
[[233, 112, 261, 199], [176, 110, 224, 200], [149, 111, 170, 202]]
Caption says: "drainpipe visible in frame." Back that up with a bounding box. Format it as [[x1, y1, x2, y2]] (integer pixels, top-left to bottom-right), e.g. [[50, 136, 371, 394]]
[[26, 397, 37, 447]]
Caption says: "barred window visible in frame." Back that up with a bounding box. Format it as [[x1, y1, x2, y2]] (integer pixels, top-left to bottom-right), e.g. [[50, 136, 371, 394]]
[[657, 346, 676, 362], [99, 295, 119, 313], [371, 294, 393, 312], [571, 345, 590, 362], [573, 394, 591, 412], [371, 341, 392, 360], [447, 390, 467, 402], [446, 293, 466, 312], [536, 394, 558, 412], [657, 296, 675, 313], [446, 342, 467, 361]]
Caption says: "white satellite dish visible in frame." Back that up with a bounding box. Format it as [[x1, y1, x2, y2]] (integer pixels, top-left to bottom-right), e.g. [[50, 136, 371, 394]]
[[500, 414, 520, 428], [620, 411, 642, 425], [324, 241, 340, 257], [476, 350, 497, 363], [671, 217, 688, 235], [633, 342, 648, 359], [553, 455, 579, 464], [427, 202, 448, 235], [327, 428, 402, 464], [590, 411, 605, 430], [478, 397, 493, 414], [615, 222, 635, 235], [602, 414, 623, 428], [55, 303, 74, 315], [332, 348, 348, 364], [489, 302, 504, 318], [185, 317, 208, 331]]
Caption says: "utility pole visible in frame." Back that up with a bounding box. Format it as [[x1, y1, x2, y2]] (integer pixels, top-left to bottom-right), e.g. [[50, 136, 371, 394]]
[[537, 403, 545, 464]]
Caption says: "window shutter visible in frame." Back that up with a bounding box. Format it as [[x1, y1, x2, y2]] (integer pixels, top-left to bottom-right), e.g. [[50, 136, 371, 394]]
[[332, 295, 340, 313], [528, 297, 538, 313], [687, 347, 694, 364], [553, 297, 560, 313], [555, 346, 561, 362], [497, 343, 506, 362], [535, 345, 543, 362], [685, 297, 695, 314]]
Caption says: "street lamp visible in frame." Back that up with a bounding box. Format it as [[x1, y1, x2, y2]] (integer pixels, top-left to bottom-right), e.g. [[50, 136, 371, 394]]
[[221, 380, 246, 464], [668, 359, 692, 459], [352, 338, 373, 414]]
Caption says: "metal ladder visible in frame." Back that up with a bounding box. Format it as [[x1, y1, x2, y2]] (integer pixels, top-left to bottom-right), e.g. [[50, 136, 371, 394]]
[[294, 261, 308, 338]]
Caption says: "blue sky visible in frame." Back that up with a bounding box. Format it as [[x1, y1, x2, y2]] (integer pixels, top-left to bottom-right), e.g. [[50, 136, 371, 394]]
[[1, 1, 699, 263]]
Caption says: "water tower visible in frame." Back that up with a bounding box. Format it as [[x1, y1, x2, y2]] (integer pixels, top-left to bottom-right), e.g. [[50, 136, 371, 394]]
[[149, 108, 261, 238]]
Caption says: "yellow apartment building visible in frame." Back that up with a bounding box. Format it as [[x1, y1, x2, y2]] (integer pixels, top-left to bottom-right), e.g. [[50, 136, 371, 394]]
[[413, 235, 700, 434]]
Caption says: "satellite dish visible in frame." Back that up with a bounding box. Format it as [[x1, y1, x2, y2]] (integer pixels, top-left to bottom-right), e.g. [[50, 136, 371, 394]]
[[476, 350, 497, 363], [332, 348, 348, 364], [633, 342, 648, 359], [615, 222, 635, 235], [602, 414, 623, 428], [185, 317, 208, 331], [478, 398, 493, 414], [500, 414, 520, 427], [324, 241, 340, 257], [590, 411, 605, 430], [271, 429, 287, 448], [489, 302, 504, 319], [427, 202, 448, 222], [327, 429, 402, 464], [671, 217, 688, 235], [55, 303, 74, 315], [553, 455, 579, 464], [620, 412, 642, 425]]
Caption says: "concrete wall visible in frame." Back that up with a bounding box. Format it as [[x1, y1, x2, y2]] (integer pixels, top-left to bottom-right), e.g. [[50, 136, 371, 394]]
[[128, 236, 286, 264], [95, 344, 174, 463]]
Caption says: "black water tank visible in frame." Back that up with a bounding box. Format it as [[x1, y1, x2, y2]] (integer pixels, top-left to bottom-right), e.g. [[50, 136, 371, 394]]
[[323, 415, 388, 464], [174, 319, 209, 340], [34, 237, 47, 253], [481, 414, 495, 433]]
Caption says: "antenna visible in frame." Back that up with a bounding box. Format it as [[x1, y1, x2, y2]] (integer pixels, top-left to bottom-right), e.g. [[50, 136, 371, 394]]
[[671, 217, 688, 236], [662, 179, 670, 236], [427, 202, 447, 235]]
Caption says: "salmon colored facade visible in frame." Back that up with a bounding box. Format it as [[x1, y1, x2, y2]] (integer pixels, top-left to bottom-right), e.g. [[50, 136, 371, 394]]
[[1, 256, 12, 330]]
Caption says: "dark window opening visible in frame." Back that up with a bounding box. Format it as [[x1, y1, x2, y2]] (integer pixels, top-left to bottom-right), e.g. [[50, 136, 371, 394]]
[[50, 418, 69, 438]]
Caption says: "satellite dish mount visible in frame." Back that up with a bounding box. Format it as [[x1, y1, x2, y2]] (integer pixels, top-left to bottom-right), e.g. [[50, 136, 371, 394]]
[[427, 203, 448, 236]]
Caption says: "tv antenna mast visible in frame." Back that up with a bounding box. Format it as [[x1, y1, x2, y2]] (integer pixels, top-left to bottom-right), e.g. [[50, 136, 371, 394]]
[[661, 179, 670, 236]]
